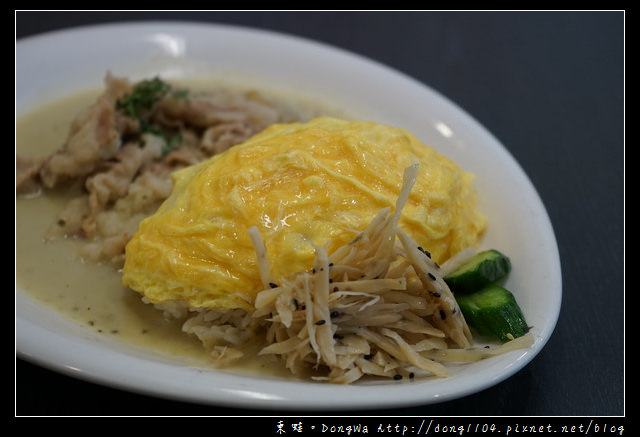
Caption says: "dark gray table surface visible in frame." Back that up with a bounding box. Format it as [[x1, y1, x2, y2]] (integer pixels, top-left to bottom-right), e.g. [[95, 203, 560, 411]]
[[15, 11, 624, 418]]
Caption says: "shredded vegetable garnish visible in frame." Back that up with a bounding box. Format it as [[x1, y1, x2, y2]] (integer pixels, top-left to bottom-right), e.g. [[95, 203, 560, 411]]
[[246, 164, 533, 383]]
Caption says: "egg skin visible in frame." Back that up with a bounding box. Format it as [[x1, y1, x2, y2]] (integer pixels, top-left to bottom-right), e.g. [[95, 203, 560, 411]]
[[122, 117, 486, 311]]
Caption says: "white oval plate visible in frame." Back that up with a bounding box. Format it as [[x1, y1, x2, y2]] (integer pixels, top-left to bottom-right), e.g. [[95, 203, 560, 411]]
[[15, 22, 561, 410]]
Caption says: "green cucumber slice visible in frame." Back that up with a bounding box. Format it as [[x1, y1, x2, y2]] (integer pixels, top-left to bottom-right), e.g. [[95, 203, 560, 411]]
[[444, 249, 511, 294], [455, 284, 529, 342]]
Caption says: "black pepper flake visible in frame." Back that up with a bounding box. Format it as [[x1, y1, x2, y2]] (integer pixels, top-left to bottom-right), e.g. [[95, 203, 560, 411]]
[[428, 273, 437, 281], [315, 319, 326, 326], [330, 310, 340, 318], [439, 310, 447, 320], [269, 282, 278, 288], [363, 354, 373, 360], [484, 345, 491, 349], [393, 374, 403, 381]]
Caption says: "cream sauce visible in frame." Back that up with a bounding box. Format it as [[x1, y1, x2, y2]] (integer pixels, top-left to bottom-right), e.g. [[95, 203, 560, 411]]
[[15, 85, 330, 379]]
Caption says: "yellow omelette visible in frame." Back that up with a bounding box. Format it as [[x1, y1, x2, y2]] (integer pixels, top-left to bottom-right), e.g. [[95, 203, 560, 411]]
[[122, 117, 486, 311]]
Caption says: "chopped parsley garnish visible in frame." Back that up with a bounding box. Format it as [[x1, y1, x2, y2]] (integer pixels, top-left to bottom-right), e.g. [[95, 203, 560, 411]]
[[115, 77, 185, 156], [172, 89, 189, 100], [161, 132, 183, 156], [116, 77, 170, 119]]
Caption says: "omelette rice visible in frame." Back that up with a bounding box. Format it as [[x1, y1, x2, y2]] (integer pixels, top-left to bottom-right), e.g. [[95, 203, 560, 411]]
[[119, 117, 519, 383]]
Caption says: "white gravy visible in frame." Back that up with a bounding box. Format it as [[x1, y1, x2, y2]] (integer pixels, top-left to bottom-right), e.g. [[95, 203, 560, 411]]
[[15, 86, 329, 378]]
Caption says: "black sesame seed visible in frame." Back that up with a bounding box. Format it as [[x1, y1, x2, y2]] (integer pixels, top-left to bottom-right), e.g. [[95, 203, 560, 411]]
[[330, 310, 340, 318], [333, 286, 339, 292], [428, 273, 436, 281], [439, 310, 446, 320], [269, 282, 278, 288], [315, 319, 326, 326], [333, 333, 344, 340], [417, 246, 431, 258], [329, 278, 333, 283], [393, 374, 403, 380], [292, 298, 299, 310], [409, 372, 415, 379], [484, 345, 490, 349], [363, 354, 373, 360], [329, 263, 334, 267], [430, 292, 441, 298], [311, 268, 316, 274]]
